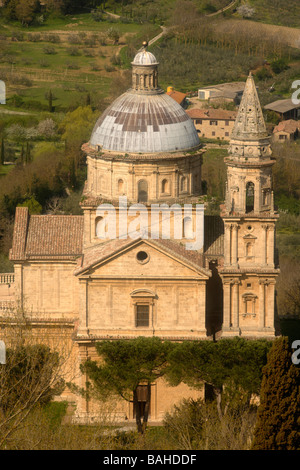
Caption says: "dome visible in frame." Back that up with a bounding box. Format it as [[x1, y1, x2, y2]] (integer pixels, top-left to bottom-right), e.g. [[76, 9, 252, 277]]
[[88, 43, 200, 154], [132, 50, 158, 66], [89, 91, 200, 154]]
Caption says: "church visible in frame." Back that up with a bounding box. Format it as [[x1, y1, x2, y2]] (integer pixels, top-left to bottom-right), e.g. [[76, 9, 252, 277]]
[[4, 44, 280, 423]]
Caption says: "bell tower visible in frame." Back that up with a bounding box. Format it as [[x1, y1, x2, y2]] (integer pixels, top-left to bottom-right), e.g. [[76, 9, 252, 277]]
[[220, 72, 279, 338]]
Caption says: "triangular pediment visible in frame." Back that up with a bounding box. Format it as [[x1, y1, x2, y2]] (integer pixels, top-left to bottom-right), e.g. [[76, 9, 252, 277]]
[[243, 233, 257, 240], [74, 237, 211, 279]]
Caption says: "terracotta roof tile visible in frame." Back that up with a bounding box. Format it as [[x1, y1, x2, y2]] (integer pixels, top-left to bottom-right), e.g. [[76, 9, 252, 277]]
[[187, 108, 237, 120], [166, 90, 187, 105], [9, 207, 29, 261], [273, 119, 300, 134], [10, 207, 83, 261]]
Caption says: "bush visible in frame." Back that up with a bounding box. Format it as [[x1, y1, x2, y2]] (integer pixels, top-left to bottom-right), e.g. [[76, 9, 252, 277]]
[[43, 33, 60, 43], [28, 32, 41, 42], [43, 45, 56, 55], [67, 46, 81, 56], [255, 67, 272, 81], [271, 58, 289, 74], [66, 62, 80, 70], [91, 8, 104, 22], [67, 34, 81, 44]]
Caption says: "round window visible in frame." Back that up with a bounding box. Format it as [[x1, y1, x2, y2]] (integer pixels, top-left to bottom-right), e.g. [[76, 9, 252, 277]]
[[136, 251, 149, 264]]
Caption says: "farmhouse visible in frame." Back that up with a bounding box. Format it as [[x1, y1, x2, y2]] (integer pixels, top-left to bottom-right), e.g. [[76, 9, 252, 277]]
[[198, 82, 245, 104], [273, 119, 300, 142], [186, 108, 237, 140]]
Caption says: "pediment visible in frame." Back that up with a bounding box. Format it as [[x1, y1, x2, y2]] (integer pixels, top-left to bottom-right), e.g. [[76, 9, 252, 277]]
[[75, 238, 211, 280], [243, 233, 257, 240]]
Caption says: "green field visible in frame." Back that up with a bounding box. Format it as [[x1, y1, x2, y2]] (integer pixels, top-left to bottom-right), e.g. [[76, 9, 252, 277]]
[[246, 0, 300, 27], [0, 12, 161, 112]]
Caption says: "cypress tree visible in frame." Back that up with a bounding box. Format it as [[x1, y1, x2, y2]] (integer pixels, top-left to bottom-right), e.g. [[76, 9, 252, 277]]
[[20, 144, 24, 165], [252, 336, 300, 450], [25, 142, 32, 164], [48, 89, 53, 113], [0, 138, 4, 165]]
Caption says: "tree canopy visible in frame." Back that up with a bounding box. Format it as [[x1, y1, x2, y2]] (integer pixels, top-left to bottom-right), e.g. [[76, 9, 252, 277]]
[[166, 337, 272, 417], [81, 336, 173, 433]]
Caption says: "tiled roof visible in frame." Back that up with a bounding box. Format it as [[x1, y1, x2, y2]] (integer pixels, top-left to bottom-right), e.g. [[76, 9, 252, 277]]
[[187, 108, 237, 120], [10, 207, 84, 261], [74, 237, 210, 277], [9, 210, 224, 267], [166, 89, 187, 105], [273, 119, 300, 134]]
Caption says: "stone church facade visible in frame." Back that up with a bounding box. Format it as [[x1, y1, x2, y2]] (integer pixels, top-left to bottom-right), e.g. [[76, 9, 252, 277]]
[[2, 46, 279, 423]]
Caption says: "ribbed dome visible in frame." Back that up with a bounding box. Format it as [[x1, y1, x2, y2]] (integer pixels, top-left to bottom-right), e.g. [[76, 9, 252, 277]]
[[132, 50, 158, 66], [89, 91, 200, 154]]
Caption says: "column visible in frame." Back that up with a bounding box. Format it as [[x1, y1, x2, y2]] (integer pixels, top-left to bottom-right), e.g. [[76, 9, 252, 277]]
[[224, 224, 231, 266], [266, 281, 275, 330], [259, 279, 266, 330], [78, 279, 89, 335], [223, 280, 232, 330], [197, 281, 207, 336], [232, 223, 239, 268], [254, 176, 261, 213], [262, 224, 268, 266], [232, 280, 240, 329], [267, 225, 275, 267]]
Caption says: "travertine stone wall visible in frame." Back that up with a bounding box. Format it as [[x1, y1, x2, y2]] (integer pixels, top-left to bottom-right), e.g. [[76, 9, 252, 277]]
[[76, 243, 208, 338], [14, 262, 79, 318], [85, 154, 202, 204]]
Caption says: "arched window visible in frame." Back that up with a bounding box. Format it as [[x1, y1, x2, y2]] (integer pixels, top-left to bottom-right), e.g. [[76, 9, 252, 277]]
[[138, 180, 148, 203], [118, 179, 124, 194], [183, 216, 193, 239], [95, 216, 106, 238], [161, 179, 169, 194], [246, 182, 254, 213], [181, 176, 188, 193]]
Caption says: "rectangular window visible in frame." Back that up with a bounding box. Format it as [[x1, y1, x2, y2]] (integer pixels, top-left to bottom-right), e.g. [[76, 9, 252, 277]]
[[136, 304, 149, 327], [210, 120, 218, 126], [195, 119, 202, 124], [212, 131, 215, 136], [225, 120, 229, 126]]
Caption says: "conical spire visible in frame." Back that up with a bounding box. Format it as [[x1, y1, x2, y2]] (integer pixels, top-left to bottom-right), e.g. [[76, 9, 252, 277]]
[[231, 72, 268, 140]]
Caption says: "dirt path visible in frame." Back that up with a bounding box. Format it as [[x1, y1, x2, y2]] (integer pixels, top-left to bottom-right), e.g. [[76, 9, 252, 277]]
[[206, 0, 238, 17]]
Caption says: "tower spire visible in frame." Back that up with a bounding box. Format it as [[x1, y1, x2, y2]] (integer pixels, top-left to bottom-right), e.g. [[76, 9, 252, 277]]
[[231, 72, 267, 141]]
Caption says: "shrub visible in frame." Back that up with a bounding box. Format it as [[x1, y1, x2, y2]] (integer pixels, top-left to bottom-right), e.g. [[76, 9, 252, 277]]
[[271, 58, 289, 74], [67, 46, 81, 56], [43, 33, 60, 43], [91, 8, 104, 22], [67, 34, 80, 44], [43, 45, 56, 55], [28, 32, 41, 42]]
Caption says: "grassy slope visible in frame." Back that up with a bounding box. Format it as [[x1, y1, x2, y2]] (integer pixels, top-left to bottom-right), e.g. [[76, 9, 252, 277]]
[[246, 0, 300, 28], [0, 13, 160, 112]]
